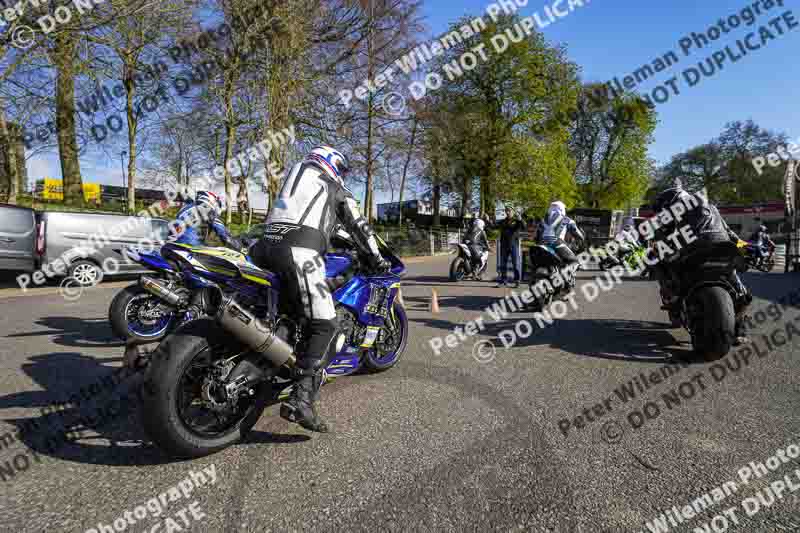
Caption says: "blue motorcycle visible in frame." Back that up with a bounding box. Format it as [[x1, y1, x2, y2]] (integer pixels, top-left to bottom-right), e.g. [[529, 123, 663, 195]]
[[140, 230, 407, 458], [108, 246, 211, 344]]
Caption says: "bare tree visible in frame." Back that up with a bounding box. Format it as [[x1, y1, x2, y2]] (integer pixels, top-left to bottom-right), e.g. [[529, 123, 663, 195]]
[[85, 0, 192, 211]]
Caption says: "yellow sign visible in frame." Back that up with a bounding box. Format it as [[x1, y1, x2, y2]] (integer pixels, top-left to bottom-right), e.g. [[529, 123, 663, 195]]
[[41, 179, 101, 203], [82, 183, 101, 202], [42, 178, 63, 200]]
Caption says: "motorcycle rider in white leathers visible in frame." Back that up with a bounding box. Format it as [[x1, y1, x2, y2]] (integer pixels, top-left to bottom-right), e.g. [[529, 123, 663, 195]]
[[536, 201, 586, 268], [613, 217, 640, 260], [250, 146, 389, 432], [464, 217, 489, 273]]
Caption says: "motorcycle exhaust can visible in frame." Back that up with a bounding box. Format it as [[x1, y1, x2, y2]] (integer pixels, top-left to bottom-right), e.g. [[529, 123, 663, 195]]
[[216, 296, 296, 368], [140, 276, 187, 307]]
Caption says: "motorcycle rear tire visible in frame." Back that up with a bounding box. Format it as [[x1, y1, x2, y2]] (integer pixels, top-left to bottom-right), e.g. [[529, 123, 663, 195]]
[[141, 319, 270, 458], [109, 284, 176, 343], [690, 286, 735, 361]]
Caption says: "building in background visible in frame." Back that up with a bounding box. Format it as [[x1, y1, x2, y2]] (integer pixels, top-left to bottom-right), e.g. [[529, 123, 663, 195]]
[[34, 180, 166, 205], [377, 199, 463, 226], [99, 185, 165, 204]]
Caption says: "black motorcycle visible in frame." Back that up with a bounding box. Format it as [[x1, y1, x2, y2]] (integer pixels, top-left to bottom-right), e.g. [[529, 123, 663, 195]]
[[449, 243, 488, 281], [525, 244, 577, 311], [662, 241, 747, 360]]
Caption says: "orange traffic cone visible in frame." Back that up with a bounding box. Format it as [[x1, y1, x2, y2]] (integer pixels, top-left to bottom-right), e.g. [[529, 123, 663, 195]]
[[430, 288, 440, 313]]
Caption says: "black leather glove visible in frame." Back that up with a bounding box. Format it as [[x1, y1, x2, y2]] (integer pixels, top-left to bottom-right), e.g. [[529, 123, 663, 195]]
[[372, 256, 391, 273]]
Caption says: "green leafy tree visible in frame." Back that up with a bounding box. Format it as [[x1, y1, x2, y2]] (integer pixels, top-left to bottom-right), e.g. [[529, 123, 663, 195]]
[[421, 14, 580, 215], [569, 83, 657, 209], [656, 120, 788, 204]]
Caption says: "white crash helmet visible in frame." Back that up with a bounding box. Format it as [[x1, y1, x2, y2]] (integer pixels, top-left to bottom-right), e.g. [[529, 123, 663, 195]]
[[475, 219, 485, 232], [546, 201, 566, 223], [305, 145, 350, 184], [196, 191, 224, 217], [550, 201, 567, 215]]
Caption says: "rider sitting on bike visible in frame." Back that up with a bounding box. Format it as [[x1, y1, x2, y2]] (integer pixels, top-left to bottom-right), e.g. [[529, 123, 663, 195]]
[[650, 183, 752, 344], [250, 146, 390, 433], [464, 216, 489, 273], [748, 225, 775, 267], [170, 191, 242, 250], [612, 217, 641, 263], [535, 200, 585, 271]]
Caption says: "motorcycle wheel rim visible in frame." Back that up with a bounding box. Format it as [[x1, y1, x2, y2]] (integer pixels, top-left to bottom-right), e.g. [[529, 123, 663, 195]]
[[176, 345, 261, 438], [125, 293, 173, 338], [370, 305, 406, 366]]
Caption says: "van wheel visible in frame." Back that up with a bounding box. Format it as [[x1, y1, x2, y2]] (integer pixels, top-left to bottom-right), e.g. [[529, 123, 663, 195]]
[[69, 260, 104, 286]]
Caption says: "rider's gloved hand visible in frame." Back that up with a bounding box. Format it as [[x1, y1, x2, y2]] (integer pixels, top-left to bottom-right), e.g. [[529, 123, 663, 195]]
[[372, 256, 391, 273]]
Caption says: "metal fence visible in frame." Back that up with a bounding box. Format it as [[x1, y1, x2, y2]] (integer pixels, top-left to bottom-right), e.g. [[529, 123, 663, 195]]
[[376, 227, 463, 257]]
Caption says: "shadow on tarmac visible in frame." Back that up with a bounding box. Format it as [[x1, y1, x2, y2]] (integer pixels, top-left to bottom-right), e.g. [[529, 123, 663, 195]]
[[6, 316, 124, 348], [0, 352, 309, 469], [479, 318, 693, 363]]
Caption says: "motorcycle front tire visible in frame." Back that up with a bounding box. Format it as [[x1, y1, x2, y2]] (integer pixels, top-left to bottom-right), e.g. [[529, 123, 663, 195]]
[[450, 258, 467, 281]]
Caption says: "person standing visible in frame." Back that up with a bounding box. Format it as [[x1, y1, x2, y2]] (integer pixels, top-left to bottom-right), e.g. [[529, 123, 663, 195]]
[[496, 206, 525, 287]]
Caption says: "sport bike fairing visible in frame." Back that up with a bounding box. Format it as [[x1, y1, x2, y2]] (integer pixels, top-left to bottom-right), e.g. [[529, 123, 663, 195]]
[[164, 242, 402, 375], [122, 246, 176, 272], [160, 242, 279, 289]]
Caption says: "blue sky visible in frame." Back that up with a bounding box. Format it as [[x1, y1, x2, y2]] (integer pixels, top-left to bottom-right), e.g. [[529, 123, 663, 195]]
[[423, 0, 800, 164], [28, 0, 800, 208]]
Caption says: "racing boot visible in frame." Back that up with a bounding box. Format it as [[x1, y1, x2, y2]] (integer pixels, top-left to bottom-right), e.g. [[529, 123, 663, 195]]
[[280, 367, 329, 433]]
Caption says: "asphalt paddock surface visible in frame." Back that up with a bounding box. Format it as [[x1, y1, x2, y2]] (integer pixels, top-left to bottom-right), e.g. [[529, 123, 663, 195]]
[[1, 256, 799, 532]]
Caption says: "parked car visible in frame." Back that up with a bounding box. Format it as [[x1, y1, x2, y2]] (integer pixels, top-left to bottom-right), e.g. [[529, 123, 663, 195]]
[[37, 211, 170, 286], [0, 204, 37, 272]]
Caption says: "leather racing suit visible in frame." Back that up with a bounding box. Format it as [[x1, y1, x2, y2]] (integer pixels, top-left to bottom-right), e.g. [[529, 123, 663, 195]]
[[250, 160, 385, 374], [537, 203, 585, 266], [463, 222, 489, 270], [170, 201, 241, 250], [652, 190, 752, 335]]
